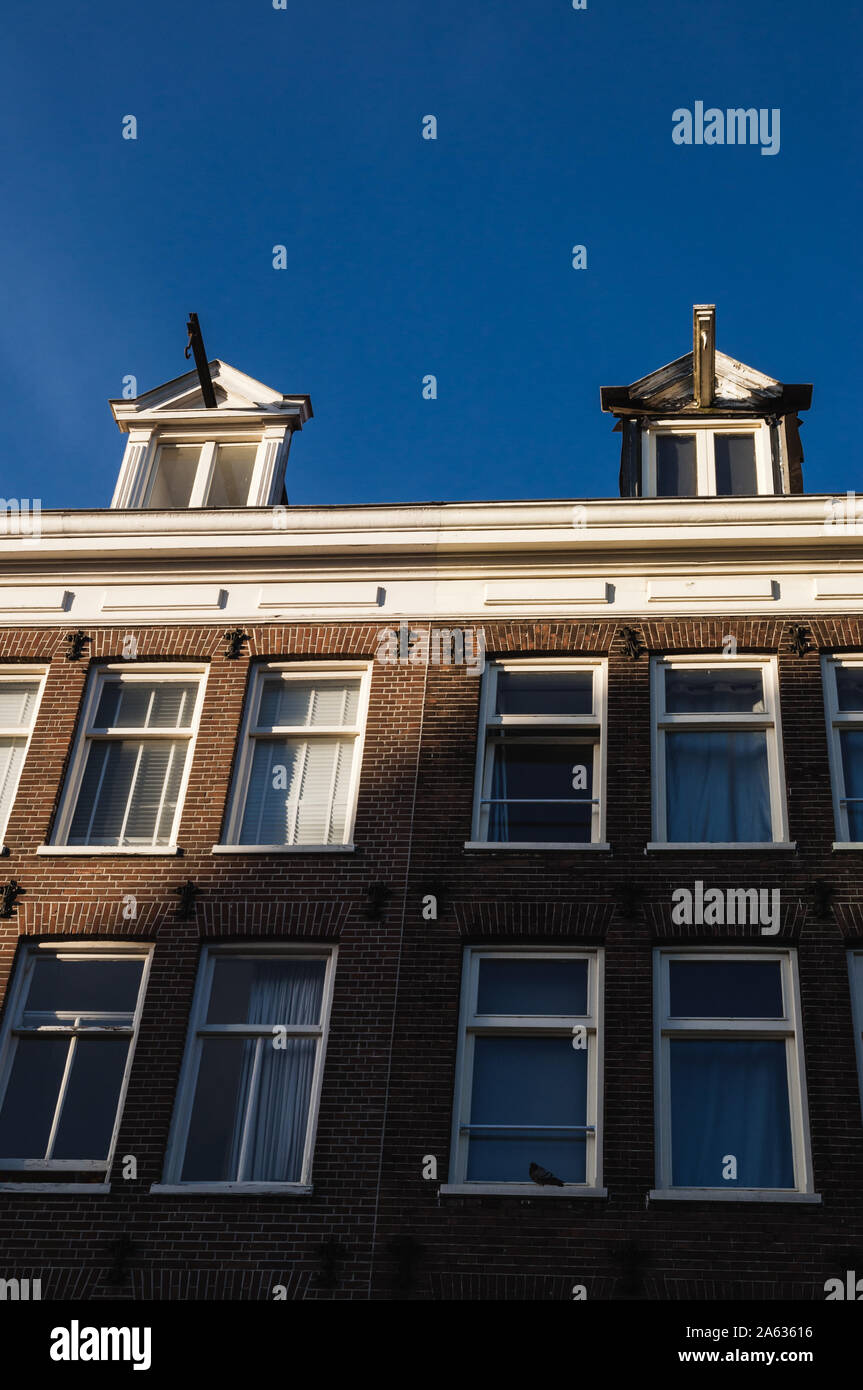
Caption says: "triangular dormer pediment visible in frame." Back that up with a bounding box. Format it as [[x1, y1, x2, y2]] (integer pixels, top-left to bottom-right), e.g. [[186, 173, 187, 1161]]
[[601, 307, 812, 419], [110, 360, 312, 430], [623, 349, 784, 414]]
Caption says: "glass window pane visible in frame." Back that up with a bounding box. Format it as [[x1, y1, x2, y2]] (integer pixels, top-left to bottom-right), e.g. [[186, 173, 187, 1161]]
[[205, 444, 257, 507], [239, 736, 354, 845], [669, 961, 783, 1018], [145, 445, 200, 509], [0, 681, 40, 727], [665, 668, 765, 714], [25, 956, 143, 1016], [68, 738, 186, 846], [840, 729, 863, 839], [466, 1037, 587, 1183], [182, 1037, 251, 1181], [206, 958, 326, 1026], [0, 1039, 68, 1158], [51, 1038, 129, 1160], [487, 740, 593, 842], [477, 959, 587, 1015], [93, 680, 197, 729], [670, 1039, 794, 1187], [182, 1036, 316, 1183], [656, 435, 697, 496], [257, 678, 361, 729], [665, 730, 771, 842], [714, 434, 757, 495], [495, 670, 593, 717], [835, 666, 863, 713]]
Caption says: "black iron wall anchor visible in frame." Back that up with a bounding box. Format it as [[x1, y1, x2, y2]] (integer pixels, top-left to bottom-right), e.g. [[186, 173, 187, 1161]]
[[363, 883, 391, 921], [223, 628, 249, 659], [812, 879, 835, 921], [174, 880, 201, 920], [313, 1239, 347, 1290], [0, 879, 24, 919], [618, 625, 645, 660], [788, 624, 814, 657], [65, 630, 91, 661]]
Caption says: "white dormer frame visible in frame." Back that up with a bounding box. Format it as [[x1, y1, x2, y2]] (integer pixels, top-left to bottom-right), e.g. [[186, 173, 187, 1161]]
[[642, 418, 774, 498], [109, 361, 312, 510]]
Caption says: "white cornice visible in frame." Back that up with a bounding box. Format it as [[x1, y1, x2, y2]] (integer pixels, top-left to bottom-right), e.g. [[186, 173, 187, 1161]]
[[0, 495, 858, 564]]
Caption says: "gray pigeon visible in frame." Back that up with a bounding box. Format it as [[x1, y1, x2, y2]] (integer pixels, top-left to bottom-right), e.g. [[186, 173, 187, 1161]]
[[529, 1161, 564, 1187]]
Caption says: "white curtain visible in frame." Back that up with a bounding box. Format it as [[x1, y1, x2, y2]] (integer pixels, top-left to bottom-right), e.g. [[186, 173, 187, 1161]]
[[666, 731, 771, 841], [227, 963, 323, 1182]]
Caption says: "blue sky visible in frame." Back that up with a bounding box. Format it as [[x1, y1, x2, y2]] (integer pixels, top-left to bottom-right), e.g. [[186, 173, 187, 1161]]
[[0, 0, 859, 508]]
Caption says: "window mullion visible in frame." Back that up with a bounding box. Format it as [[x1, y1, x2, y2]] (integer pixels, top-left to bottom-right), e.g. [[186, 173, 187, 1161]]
[[44, 1033, 78, 1160], [189, 441, 216, 507]]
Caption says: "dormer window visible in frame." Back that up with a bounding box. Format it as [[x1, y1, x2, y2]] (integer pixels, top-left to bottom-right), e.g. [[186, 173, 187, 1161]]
[[109, 355, 312, 511], [143, 441, 259, 509], [601, 306, 812, 500], [646, 423, 770, 498]]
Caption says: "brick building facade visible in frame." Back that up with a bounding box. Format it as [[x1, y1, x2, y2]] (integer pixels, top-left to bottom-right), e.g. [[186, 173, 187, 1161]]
[[1, 309, 862, 1300]]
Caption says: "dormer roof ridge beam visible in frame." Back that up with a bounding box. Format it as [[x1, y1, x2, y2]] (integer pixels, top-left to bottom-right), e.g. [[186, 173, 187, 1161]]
[[693, 304, 716, 407]]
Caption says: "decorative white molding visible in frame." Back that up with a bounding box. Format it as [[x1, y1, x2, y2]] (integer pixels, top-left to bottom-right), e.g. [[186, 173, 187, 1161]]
[[647, 576, 775, 602], [257, 583, 385, 611], [110, 429, 154, 509], [483, 579, 611, 606], [101, 585, 227, 613], [813, 575, 863, 600], [0, 586, 71, 613]]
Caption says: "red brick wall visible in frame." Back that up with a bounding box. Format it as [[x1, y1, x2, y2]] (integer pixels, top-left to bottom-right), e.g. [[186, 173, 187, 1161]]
[[0, 616, 861, 1300]]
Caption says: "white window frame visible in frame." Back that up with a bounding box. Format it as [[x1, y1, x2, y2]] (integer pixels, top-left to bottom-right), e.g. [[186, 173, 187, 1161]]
[[217, 661, 372, 852], [822, 655, 863, 847], [46, 663, 207, 854], [649, 654, 790, 849], [0, 942, 152, 1186], [142, 435, 266, 509], [651, 947, 816, 1202], [643, 420, 773, 498], [442, 946, 605, 1196], [848, 951, 863, 1122], [0, 666, 47, 847], [467, 659, 608, 850], [155, 943, 337, 1194]]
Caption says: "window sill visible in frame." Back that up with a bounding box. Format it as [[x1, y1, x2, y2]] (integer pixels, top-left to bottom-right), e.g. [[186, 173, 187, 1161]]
[[832, 842, 863, 851], [645, 842, 796, 852], [648, 1188, 821, 1204], [439, 1183, 607, 1197], [36, 845, 181, 856], [211, 844, 355, 855], [463, 842, 611, 852], [148, 1182, 314, 1196], [0, 1183, 111, 1194]]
